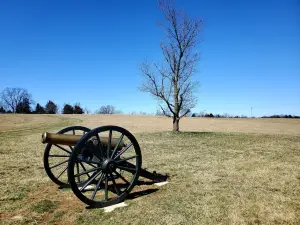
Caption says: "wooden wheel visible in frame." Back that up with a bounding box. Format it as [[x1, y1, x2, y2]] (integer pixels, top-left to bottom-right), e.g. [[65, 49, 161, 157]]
[[43, 126, 91, 187], [68, 126, 142, 207]]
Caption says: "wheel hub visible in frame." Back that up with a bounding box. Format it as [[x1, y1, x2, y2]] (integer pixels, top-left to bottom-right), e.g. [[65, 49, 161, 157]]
[[101, 158, 116, 172]]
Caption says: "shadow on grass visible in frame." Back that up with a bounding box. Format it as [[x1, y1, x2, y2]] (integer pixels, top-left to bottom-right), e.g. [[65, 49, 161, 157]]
[[167, 131, 219, 137], [141, 131, 218, 137], [180, 131, 215, 135], [126, 188, 159, 200], [86, 188, 159, 209], [136, 180, 157, 185]]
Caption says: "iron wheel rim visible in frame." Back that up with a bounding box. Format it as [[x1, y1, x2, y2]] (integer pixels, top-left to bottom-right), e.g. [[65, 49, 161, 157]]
[[43, 126, 91, 186], [68, 125, 142, 207]]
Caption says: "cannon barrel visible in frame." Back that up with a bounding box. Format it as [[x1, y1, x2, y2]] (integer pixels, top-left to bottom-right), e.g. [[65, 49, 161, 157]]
[[41, 132, 125, 148]]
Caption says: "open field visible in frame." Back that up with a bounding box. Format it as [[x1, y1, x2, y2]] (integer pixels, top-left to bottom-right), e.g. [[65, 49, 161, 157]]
[[62, 114, 300, 135], [2, 114, 299, 135], [0, 114, 300, 224]]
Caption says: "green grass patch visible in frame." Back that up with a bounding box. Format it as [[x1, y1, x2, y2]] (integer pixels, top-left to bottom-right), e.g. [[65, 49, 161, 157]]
[[5, 190, 27, 201], [48, 210, 66, 224], [31, 200, 58, 213]]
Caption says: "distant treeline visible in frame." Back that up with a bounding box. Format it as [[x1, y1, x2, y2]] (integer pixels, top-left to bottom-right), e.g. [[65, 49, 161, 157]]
[[0, 87, 299, 118], [191, 113, 300, 119], [0, 87, 115, 115], [261, 115, 300, 118], [191, 113, 248, 118]]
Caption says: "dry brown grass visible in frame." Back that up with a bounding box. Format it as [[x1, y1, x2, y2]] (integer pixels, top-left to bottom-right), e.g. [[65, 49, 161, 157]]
[[0, 114, 299, 224], [0, 115, 62, 132], [1, 114, 300, 135], [59, 114, 300, 135]]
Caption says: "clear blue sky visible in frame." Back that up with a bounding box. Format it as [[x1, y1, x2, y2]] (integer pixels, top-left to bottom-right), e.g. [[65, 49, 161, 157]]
[[0, 0, 299, 116]]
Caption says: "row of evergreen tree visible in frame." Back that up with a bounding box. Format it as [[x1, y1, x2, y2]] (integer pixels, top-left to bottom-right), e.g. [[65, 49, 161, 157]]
[[0, 100, 84, 114], [33, 101, 84, 114], [0, 87, 87, 114]]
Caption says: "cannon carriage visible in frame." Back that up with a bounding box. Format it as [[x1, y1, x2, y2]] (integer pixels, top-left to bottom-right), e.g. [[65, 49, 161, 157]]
[[42, 125, 168, 208]]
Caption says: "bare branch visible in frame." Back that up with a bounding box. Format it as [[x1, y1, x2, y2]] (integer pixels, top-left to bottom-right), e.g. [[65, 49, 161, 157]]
[[180, 109, 190, 119], [0, 87, 33, 113], [139, 0, 202, 131], [158, 104, 172, 117]]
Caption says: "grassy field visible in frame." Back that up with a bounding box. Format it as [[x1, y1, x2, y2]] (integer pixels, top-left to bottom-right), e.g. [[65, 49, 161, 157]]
[[0, 114, 300, 224]]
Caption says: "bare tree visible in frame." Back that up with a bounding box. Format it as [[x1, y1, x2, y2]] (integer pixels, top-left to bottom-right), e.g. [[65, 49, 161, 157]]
[[84, 106, 91, 114], [139, 0, 202, 131], [96, 105, 118, 114], [0, 87, 33, 113]]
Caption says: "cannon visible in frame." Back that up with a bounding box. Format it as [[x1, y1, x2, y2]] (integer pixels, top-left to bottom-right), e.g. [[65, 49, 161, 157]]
[[42, 125, 168, 208]]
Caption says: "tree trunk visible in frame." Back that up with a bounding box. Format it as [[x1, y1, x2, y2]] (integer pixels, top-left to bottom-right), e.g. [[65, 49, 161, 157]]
[[173, 117, 180, 132]]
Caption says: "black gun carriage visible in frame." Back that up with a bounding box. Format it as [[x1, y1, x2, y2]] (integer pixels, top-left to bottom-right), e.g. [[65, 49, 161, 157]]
[[42, 125, 168, 208]]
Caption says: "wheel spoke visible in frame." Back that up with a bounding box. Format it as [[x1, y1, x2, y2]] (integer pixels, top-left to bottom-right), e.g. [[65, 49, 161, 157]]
[[48, 154, 69, 158], [113, 143, 133, 159], [50, 159, 69, 169], [109, 168, 120, 195], [104, 173, 108, 201], [107, 129, 112, 158], [96, 134, 103, 150], [110, 134, 124, 159], [115, 155, 137, 163], [74, 166, 102, 177], [54, 144, 71, 154], [79, 162, 91, 178], [84, 162, 97, 168], [114, 170, 130, 185], [79, 170, 102, 191], [56, 166, 68, 179], [91, 172, 104, 200]]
